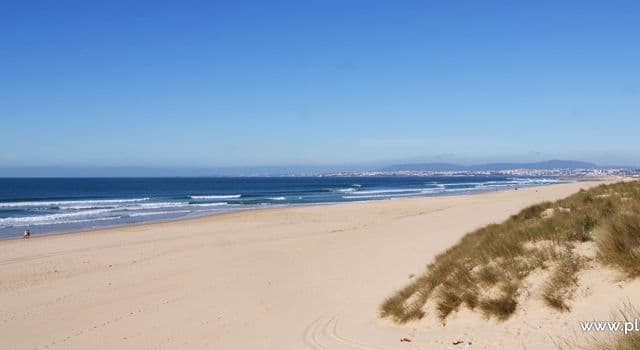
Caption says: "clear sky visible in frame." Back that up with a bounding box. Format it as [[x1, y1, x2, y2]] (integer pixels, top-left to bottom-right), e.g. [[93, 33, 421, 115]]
[[2, 0, 639, 170]]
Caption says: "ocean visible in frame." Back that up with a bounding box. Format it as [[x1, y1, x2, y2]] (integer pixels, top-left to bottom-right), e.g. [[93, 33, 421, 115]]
[[0, 176, 565, 239]]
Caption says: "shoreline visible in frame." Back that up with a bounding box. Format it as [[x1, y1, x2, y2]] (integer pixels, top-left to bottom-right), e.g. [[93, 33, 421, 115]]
[[0, 179, 621, 350], [0, 179, 596, 243]]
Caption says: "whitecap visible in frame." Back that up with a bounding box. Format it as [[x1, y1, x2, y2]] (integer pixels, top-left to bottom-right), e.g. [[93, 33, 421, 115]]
[[128, 210, 191, 217], [129, 202, 188, 210], [190, 194, 241, 199], [343, 192, 425, 199], [0, 208, 116, 226], [24, 216, 122, 227], [0, 197, 150, 208], [190, 202, 229, 207], [351, 188, 424, 195], [335, 188, 357, 193]]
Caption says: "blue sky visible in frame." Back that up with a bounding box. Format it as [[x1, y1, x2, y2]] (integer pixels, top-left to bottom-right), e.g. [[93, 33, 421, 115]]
[[2, 0, 639, 170]]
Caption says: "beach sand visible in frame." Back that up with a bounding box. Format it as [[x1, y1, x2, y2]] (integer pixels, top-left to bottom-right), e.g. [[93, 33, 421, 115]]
[[2, 180, 637, 349]]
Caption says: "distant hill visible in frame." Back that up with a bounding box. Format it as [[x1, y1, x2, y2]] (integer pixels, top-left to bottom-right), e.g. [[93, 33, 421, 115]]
[[381, 160, 598, 172], [382, 163, 467, 172]]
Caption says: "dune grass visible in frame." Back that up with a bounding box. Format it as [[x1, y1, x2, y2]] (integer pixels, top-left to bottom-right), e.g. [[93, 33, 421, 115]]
[[542, 250, 583, 311], [597, 214, 640, 277], [381, 180, 640, 323]]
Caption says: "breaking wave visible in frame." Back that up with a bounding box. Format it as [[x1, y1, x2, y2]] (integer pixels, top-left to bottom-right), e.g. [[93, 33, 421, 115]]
[[190, 194, 241, 200], [0, 197, 150, 208]]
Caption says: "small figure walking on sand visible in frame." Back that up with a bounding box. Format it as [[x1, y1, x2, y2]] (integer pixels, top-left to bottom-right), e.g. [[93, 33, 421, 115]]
[[23, 228, 30, 239]]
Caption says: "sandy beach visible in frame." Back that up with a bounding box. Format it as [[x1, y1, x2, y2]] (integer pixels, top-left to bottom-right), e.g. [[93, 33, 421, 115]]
[[2, 180, 638, 350]]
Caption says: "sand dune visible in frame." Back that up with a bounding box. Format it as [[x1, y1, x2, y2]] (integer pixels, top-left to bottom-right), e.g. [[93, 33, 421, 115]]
[[1, 180, 634, 349]]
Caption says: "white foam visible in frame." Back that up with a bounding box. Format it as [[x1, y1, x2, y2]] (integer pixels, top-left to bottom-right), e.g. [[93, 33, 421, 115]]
[[0, 209, 116, 226], [26, 216, 122, 227], [336, 188, 357, 193], [190, 202, 229, 207], [57, 201, 187, 211], [268, 197, 286, 201], [351, 188, 424, 195], [128, 210, 191, 217], [343, 187, 449, 199], [444, 182, 485, 187], [0, 197, 150, 208], [58, 205, 115, 210], [190, 194, 241, 199], [343, 192, 425, 199], [442, 187, 477, 193], [129, 202, 188, 210]]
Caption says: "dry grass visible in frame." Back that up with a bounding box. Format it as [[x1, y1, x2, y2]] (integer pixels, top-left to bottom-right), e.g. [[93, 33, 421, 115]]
[[597, 214, 640, 277], [381, 180, 640, 323], [542, 249, 582, 311]]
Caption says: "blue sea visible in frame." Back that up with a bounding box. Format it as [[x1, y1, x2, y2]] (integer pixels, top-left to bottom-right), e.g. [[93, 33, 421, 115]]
[[0, 176, 565, 239]]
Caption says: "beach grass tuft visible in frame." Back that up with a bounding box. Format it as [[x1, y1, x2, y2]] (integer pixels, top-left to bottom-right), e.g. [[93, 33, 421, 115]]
[[381, 180, 640, 323], [542, 249, 582, 311], [597, 214, 640, 277]]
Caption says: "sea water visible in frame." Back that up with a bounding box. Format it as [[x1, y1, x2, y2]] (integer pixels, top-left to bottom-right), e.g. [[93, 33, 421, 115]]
[[0, 176, 565, 238]]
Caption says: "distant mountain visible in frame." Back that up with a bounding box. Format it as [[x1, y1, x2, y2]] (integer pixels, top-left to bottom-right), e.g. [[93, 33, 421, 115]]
[[382, 162, 467, 172], [470, 160, 598, 170], [381, 160, 598, 172]]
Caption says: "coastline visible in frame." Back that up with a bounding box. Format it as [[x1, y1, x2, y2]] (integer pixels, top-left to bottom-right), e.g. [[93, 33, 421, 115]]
[[0, 178, 598, 242], [0, 179, 624, 349]]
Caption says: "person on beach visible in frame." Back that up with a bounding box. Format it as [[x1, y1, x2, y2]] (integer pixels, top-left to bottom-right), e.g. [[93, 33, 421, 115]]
[[23, 228, 30, 239]]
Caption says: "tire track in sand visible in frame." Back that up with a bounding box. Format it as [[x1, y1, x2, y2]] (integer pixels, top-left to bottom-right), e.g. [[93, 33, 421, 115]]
[[303, 315, 389, 350]]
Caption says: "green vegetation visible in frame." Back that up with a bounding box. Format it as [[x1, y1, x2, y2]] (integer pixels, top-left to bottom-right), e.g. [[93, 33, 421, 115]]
[[380, 180, 640, 323]]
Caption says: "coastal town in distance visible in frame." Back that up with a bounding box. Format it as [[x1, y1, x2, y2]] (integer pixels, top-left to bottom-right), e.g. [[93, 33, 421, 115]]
[[321, 160, 640, 178]]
